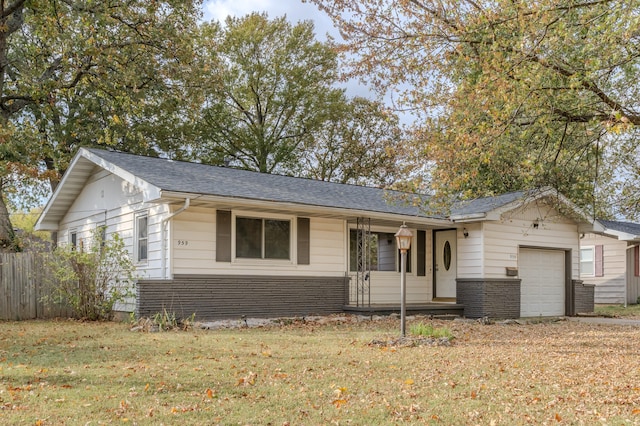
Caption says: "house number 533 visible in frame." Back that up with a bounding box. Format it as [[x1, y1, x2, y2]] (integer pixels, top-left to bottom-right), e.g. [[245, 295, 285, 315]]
[[177, 240, 189, 246]]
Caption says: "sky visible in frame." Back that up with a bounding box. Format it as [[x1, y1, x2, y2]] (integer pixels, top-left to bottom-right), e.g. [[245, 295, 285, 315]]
[[202, 0, 338, 40]]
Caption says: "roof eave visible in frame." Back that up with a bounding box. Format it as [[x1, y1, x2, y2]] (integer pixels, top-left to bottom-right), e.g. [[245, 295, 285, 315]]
[[35, 149, 91, 232], [449, 212, 487, 222], [159, 191, 453, 227], [578, 220, 605, 234], [35, 148, 161, 231], [601, 228, 640, 241]]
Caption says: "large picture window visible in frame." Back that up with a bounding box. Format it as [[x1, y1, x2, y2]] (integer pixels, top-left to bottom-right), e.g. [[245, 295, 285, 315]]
[[236, 217, 290, 260]]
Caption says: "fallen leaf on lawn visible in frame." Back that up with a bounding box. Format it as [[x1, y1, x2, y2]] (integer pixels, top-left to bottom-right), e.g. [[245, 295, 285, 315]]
[[332, 399, 347, 408], [206, 388, 214, 399], [632, 408, 640, 415], [555, 413, 562, 422], [470, 390, 477, 399], [237, 371, 257, 386], [405, 379, 414, 385]]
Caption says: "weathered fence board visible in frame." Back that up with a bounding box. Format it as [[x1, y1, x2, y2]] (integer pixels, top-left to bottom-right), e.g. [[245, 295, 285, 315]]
[[0, 253, 73, 320]]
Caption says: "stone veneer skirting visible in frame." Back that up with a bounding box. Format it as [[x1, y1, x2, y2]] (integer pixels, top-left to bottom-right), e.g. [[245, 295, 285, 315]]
[[137, 275, 348, 320], [456, 278, 522, 319]]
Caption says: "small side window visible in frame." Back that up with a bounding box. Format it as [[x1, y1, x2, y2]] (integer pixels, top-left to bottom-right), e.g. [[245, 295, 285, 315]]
[[136, 214, 148, 262], [580, 247, 594, 277]]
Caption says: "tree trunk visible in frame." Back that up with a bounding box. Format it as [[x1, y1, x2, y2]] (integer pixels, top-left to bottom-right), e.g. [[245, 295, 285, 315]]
[[0, 183, 17, 252]]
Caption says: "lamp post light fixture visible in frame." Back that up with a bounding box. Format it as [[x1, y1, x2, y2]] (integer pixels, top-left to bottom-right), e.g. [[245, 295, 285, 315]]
[[395, 222, 413, 337]]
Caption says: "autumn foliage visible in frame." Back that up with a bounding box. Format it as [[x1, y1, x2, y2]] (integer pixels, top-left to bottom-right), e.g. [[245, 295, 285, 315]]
[[310, 0, 640, 216]]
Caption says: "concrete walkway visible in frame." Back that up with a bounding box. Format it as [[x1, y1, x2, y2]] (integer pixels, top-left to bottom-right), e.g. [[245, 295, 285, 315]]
[[568, 316, 640, 326]]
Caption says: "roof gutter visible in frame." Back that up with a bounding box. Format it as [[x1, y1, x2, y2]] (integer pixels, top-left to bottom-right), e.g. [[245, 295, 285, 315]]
[[161, 198, 190, 279], [158, 191, 454, 228], [449, 212, 487, 222]]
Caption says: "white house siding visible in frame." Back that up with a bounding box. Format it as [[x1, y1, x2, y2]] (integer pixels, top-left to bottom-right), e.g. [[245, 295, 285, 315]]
[[457, 223, 483, 278], [170, 207, 215, 276], [56, 170, 167, 280], [171, 209, 346, 277], [581, 233, 627, 304], [368, 271, 432, 304], [309, 218, 346, 274], [54, 171, 168, 312], [481, 203, 580, 279]]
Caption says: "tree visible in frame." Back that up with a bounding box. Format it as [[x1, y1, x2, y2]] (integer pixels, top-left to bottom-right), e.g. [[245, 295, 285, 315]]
[[0, 0, 202, 251], [310, 0, 640, 214], [192, 13, 348, 174], [301, 96, 410, 187]]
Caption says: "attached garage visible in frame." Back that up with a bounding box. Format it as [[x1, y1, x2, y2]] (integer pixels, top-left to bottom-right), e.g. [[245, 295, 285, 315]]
[[519, 248, 566, 317]]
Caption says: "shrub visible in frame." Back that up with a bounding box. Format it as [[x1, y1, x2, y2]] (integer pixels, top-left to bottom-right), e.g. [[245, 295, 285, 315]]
[[45, 230, 135, 321]]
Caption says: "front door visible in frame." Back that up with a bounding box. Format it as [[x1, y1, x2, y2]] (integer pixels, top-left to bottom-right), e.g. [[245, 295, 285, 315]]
[[434, 229, 457, 300]]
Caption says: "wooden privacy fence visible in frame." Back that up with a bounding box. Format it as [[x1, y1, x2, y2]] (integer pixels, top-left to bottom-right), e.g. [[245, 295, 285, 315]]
[[0, 253, 73, 321]]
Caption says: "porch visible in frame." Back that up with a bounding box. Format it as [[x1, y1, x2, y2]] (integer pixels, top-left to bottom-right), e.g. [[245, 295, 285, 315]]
[[343, 302, 464, 317]]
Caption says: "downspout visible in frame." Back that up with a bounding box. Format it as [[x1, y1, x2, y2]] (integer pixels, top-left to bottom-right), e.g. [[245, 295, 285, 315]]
[[161, 198, 191, 279]]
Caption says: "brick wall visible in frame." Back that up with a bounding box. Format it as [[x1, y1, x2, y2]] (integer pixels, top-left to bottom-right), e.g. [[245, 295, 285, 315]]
[[137, 275, 348, 320], [573, 280, 595, 314], [457, 279, 521, 319]]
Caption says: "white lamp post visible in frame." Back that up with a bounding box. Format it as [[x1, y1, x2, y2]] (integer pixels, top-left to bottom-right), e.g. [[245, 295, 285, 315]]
[[395, 222, 413, 337]]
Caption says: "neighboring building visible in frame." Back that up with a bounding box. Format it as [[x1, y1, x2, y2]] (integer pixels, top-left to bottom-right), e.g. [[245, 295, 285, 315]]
[[581, 220, 640, 305], [36, 148, 602, 319]]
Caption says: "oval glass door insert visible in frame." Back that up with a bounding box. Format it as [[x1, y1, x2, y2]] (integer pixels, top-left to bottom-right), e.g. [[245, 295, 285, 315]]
[[443, 241, 452, 271]]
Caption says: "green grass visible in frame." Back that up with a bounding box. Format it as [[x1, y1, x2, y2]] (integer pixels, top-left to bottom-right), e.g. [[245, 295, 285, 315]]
[[1, 317, 640, 425], [409, 322, 453, 339], [595, 303, 640, 317]]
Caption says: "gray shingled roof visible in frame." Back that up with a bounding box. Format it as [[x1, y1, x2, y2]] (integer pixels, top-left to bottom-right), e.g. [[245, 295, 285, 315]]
[[88, 149, 438, 218], [599, 220, 640, 237], [449, 190, 528, 217]]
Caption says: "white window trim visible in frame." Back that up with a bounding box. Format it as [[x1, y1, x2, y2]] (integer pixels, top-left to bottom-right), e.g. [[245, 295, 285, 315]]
[[231, 210, 295, 265], [135, 211, 149, 264], [580, 246, 595, 277]]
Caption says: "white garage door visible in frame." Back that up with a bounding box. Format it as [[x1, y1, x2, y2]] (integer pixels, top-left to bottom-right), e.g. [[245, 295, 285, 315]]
[[519, 248, 565, 317]]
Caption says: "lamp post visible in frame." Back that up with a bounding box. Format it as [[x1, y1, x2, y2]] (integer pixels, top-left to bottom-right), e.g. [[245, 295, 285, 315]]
[[395, 222, 413, 337]]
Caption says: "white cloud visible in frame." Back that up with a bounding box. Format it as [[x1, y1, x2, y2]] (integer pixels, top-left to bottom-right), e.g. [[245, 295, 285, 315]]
[[202, 0, 337, 40]]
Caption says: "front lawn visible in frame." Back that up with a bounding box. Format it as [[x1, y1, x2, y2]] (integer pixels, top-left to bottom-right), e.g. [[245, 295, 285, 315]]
[[595, 303, 640, 318], [1, 317, 639, 425]]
